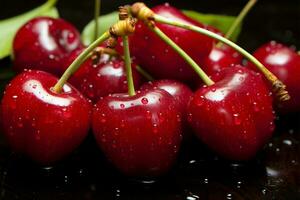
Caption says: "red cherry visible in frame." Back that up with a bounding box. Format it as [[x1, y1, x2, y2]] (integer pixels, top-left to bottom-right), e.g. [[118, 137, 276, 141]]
[[13, 17, 83, 76], [122, 3, 214, 84], [140, 79, 193, 123], [246, 41, 300, 113], [204, 45, 243, 76], [64, 49, 143, 103], [188, 65, 275, 160], [202, 26, 243, 76], [1, 70, 91, 164], [92, 89, 182, 177]]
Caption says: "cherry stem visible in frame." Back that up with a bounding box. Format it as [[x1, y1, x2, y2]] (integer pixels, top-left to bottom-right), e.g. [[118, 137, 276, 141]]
[[155, 16, 271, 81], [154, 14, 290, 101], [47, 0, 58, 7], [94, 0, 101, 41], [52, 31, 110, 93], [135, 65, 154, 81], [216, 0, 257, 47], [149, 25, 214, 86], [122, 36, 136, 96]]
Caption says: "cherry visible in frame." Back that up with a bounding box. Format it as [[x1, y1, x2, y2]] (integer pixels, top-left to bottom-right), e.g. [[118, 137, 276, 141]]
[[123, 3, 214, 85], [204, 44, 243, 76], [64, 49, 143, 103], [1, 70, 91, 164], [188, 65, 275, 160], [92, 89, 182, 177], [246, 41, 300, 113], [140, 79, 193, 125], [201, 0, 258, 76], [13, 16, 83, 76]]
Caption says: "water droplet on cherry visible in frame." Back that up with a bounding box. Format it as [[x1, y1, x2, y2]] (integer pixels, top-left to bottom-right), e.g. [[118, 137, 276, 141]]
[[141, 97, 148, 104]]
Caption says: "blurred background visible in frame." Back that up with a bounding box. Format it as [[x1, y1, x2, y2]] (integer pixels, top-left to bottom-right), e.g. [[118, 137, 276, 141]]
[[1, 0, 300, 51]]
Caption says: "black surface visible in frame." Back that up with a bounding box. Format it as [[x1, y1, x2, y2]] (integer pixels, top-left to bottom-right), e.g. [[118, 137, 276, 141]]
[[0, 0, 300, 199]]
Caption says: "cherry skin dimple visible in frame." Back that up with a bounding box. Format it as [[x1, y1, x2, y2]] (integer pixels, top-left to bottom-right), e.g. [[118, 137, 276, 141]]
[[246, 41, 300, 113], [121, 3, 214, 85], [92, 89, 182, 177], [64, 48, 143, 103], [1, 70, 91, 164], [13, 17, 83, 76], [188, 65, 275, 160]]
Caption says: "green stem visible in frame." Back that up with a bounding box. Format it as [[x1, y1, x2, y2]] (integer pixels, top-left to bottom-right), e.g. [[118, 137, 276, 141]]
[[223, 0, 257, 42], [52, 31, 110, 93], [149, 25, 214, 86], [94, 0, 101, 41], [45, 0, 58, 9], [154, 14, 277, 84], [122, 36, 136, 96], [135, 65, 154, 81]]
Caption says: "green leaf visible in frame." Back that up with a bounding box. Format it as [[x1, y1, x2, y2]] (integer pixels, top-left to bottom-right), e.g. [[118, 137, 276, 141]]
[[183, 10, 241, 42], [81, 11, 119, 46], [0, 0, 59, 59]]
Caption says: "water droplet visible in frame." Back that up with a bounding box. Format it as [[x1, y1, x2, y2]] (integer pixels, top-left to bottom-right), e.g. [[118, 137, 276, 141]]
[[12, 95, 18, 99], [283, 139, 292, 146], [176, 114, 181, 122], [252, 102, 260, 112], [159, 112, 165, 123], [269, 121, 275, 132], [100, 113, 106, 123], [152, 123, 158, 134], [236, 181, 242, 189], [141, 97, 148, 104], [233, 113, 241, 125], [120, 120, 125, 128], [64, 175, 68, 183], [204, 178, 209, 184], [226, 193, 232, 200], [186, 194, 199, 200], [195, 94, 206, 106]]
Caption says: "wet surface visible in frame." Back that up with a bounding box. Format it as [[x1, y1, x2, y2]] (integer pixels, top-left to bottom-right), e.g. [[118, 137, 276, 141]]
[[0, 0, 300, 199], [0, 114, 299, 199]]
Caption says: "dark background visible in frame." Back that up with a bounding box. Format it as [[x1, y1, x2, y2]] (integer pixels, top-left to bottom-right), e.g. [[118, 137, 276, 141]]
[[0, 0, 300, 200]]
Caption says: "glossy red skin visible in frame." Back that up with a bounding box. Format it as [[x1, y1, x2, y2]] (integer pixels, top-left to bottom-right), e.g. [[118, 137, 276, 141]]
[[1, 70, 91, 164], [202, 26, 243, 76], [204, 45, 243, 76], [64, 49, 143, 103], [92, 89, 182, 177], [247, 41, 300, 113], [122, 3, 214, 84], [13, 17, 83, 76], [140, 79, 193, 121], [188, 65, 275, 160]]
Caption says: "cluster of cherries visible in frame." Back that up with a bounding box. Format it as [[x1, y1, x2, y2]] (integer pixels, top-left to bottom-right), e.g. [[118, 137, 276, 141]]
[[1, 2, 299, 178]]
